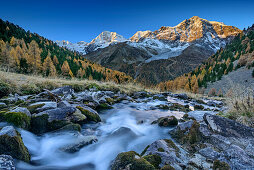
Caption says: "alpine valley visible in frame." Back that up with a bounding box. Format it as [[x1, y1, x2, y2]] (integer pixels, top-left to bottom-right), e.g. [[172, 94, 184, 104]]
[[56, 16, 242, 85]]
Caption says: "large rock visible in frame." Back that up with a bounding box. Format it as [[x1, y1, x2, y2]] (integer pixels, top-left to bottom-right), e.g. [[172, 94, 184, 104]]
[[0, 155, 15, 170], [31, 107, 86, 134], [9, 107, 31, 117], [61, 134, 97, 153], [141, 139, 186, 169], [111, 151, 155, 170], [0, 111, 31, 129], [28, 102, 57, 113], [152, 116, 178, 127], [203, 113, 254, 138], [76, 106, 101, 122], [0, 126, 30, 162]]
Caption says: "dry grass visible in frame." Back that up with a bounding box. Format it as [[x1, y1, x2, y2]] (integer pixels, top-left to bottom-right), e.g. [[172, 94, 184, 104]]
[[223, 85, 254, 127], [0, 71, 158, 96]]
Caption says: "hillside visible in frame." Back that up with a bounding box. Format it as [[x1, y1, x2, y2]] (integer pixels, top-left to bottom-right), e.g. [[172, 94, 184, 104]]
[[0, 19, 132, 84], [83, 16, 242, 85], [158, 29, 254, 95]]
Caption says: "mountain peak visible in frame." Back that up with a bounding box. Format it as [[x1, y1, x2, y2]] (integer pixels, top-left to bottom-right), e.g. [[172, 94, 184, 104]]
[[91, 31, 127, 44]]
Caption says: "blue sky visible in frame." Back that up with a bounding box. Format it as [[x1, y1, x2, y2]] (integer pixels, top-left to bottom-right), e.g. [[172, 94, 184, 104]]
[[0, 0, 253, 43]]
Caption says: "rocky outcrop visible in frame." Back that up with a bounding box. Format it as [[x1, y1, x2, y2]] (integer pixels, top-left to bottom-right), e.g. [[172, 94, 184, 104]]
[[0, 126, 30, 162]]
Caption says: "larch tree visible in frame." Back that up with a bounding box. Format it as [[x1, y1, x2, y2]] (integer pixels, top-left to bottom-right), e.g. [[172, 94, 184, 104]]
[[61, 60, 72, 77], [43, 52, 57, 77], [27, 40, 42, 73]]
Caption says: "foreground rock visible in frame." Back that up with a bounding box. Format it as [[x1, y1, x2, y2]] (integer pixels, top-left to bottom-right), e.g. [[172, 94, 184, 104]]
[[0, 155, 16, 170], [152, 116, 178, 127], [61, 134, 98, 153], [0, 126, 30, 162], [111, 151, 155, 170], [31, 107, 87, 134]]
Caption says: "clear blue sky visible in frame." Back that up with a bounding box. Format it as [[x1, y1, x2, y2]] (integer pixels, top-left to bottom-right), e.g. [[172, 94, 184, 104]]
[[0, 0, 253, 43]]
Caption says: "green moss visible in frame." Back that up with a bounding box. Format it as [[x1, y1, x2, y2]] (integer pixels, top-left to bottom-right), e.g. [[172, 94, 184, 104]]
[[157, 148, 165, 152], [76, 106, 101, 122], [27, 103, 45, 114], [0, 130, 30, 162], [112, 151, 155, 170], [163, 139, 179, 152], [105, 97, 114, 104], [156, 104, 169, 110], [87, 83, 100, 90], [213, 160, 230, 170], [160, 165, 175, 170], [57, 123, 81, 132], [47, 120, 70, 132], [141, 145, 150, 156], [1, 112, 30, 129], [158, 116, 178, 127], [143, 154, 161, 169], [97, 103, 113, 110]]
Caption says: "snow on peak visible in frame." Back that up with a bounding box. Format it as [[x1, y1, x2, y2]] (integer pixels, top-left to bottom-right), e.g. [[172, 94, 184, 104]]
[[130, 31, 152, 42], [90, 31, 127, 45]]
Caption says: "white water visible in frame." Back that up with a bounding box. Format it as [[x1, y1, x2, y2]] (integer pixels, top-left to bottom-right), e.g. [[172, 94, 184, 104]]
[[16, 100, 184, 170]]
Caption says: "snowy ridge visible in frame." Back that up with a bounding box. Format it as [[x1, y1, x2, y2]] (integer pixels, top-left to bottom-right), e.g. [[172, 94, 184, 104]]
[[56, 16, 241, 60]]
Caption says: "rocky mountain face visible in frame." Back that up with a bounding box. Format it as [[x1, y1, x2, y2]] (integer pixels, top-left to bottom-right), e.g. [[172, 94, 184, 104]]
[[56, 16, 242, 85]]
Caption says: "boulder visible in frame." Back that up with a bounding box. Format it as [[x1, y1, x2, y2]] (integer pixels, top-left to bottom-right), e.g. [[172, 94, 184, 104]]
[[0, 111, 31, 129], [51, 86, 74, 96], [141, 139, 185, 169], [28, 102, 57, 113], [31, 107, 87, 134], [0, 155, 15, 170], [61, 134, 97, 153], [9, 107, 31, 117], [203, 113, 254, 138], [152, 116, 178, 127], [76, 106, 101, 122], [0, 126, 30, 162], [57, 101, 71, 108], [111, 151, 155, 170], [132, 91, 150, 99]]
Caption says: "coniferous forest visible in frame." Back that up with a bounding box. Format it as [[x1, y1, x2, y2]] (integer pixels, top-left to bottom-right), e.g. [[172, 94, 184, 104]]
[[0, 19, 132, 84]]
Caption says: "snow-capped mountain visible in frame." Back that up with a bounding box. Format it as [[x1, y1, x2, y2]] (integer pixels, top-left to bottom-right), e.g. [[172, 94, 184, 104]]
[[56, 31, 127, 54], [55, 40, 88, 54]]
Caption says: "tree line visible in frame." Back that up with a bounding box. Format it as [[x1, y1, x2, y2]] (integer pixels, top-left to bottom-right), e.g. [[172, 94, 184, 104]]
[[0, 19, 132, 84]]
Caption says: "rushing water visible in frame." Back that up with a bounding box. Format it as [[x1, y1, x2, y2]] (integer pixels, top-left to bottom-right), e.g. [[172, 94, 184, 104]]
[[16, 99, 185, 170]]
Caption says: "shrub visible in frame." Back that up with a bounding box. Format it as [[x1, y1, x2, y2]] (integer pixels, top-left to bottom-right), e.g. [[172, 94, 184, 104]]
[[208, 88, 217, 97], [0, 80, 12, 98]]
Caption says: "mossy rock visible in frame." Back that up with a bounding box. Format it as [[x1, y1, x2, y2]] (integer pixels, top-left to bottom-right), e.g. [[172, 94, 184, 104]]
[[31, 114, 49, 134], [213, 160, 230, 170], [143, 154, 162, 169], [0, 112, 30, 129], [97, 103, 113, 110], [105, 97, 114, 104], [55, 123, 81, 132], [157, 116, 178, 127], [156, 104, 170, 110], [194, 105, 205, 110], [160, 165, 175, 170], [0, 126, 30, 162], [27, 103, 45, 114], [76, 106, 101, 122], [31, 113, 74, 134], [112, 151, 155, 170], [169, 103, 190, 112], [87, 83, 100, 91]]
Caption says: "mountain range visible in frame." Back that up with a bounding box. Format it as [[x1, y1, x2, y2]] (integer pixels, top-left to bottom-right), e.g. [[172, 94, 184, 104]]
[[57, 16, 242, 85]]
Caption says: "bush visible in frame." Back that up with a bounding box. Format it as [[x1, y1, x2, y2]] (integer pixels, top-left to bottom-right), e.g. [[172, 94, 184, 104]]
[[0, 81, 13, 98], [208, 88, 217, 97]]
